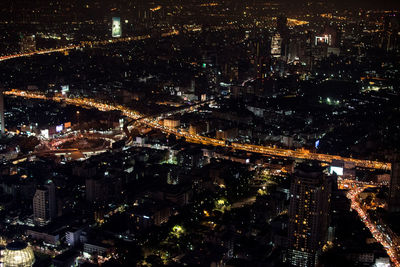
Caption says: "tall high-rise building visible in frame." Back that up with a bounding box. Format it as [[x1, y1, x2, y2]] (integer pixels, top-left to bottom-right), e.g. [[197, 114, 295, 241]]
[[381, 15, 400, 52], [271, 34, 283, 58], [287, 165, 332, 267], [33, 182, 56, 226], [277, 15, 289, 37], [86, 177, 103, 202], [248, 32, 269, 78], [388, 159, 400, 212], [3, 241, 35, 267], [276, 15, 289, 61]]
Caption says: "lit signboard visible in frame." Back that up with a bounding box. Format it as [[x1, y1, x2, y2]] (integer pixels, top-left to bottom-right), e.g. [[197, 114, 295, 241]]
[[56, 125, 63, 133], [64, 122, 71, 128], [41, 129, 49, 139], [112, 17, 121, 38], [329, 166, 343, 176]]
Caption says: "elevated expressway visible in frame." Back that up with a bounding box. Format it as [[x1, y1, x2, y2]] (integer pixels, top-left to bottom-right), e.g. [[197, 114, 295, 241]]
[[0, 33, 168, 62], [4, 89, 391, 171], [341, 180, 400, 266], [123, 98, 217, 142]]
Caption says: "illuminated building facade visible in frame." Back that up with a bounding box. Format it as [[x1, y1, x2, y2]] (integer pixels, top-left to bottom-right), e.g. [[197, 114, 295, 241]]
[[33, 182, 56, 226], [315, 26, 339, 48], [287, 165, 332, 267], [163, 118, 180, 128], [271, 34, 283, 58], [276, 15, 289, 61], [3, 241, 35, 267]]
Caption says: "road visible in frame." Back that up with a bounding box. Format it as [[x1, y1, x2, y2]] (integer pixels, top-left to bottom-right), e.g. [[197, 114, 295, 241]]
[[0, 46, 79, 62], [0, 31, 176, 62], [123, 98, 216, 142], [4, 89, 391, 171], [343, 181, 400, 266], [231, 196, 257, 209]]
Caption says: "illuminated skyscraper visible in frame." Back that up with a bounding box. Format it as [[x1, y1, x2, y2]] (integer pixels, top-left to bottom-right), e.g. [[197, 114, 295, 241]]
[[389, 159, 400, 212], [287, 165, 332, 267], [271, 34, 283, 58], [33, 182, 56, 226]]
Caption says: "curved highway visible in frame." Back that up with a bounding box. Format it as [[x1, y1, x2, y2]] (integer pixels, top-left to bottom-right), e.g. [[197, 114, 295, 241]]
[[0, 32, 170, 62], [4, 89, 390, 171], [344, 181, 400, 266]]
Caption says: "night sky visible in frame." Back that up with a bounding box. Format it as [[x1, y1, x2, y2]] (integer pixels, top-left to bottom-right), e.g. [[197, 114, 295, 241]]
[[282, 0, 400, 9]]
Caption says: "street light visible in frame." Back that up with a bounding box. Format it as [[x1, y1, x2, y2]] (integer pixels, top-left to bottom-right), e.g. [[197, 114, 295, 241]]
[[76, 111, 80, 129]]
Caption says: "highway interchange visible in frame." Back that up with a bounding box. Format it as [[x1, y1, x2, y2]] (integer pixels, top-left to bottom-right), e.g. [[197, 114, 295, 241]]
[[4, 89, 391, 171]]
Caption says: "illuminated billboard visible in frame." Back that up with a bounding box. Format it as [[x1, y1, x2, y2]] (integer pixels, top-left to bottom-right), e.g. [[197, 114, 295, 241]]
[[56, 125, 63, 133], [40, 129, 49, 139], [112, 17, 121, 38], [64, 122, 71, 128], [61, 85, 69, 96], [329, 166, 343, 176]]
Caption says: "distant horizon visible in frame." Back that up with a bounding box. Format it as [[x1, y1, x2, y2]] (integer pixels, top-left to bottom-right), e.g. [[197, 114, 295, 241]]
[[278, 0, 400, 9]]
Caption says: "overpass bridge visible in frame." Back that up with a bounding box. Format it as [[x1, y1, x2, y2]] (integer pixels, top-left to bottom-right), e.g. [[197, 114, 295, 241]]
[[123, 98, 217, 142]]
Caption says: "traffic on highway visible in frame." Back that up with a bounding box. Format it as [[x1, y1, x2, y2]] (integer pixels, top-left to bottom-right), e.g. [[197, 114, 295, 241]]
[[343, 181, 400, 266], [4, 89, 391, 171]]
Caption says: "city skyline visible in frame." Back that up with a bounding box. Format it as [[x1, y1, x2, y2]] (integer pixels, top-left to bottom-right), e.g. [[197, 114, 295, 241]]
[[0, 1, 399, 267]]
